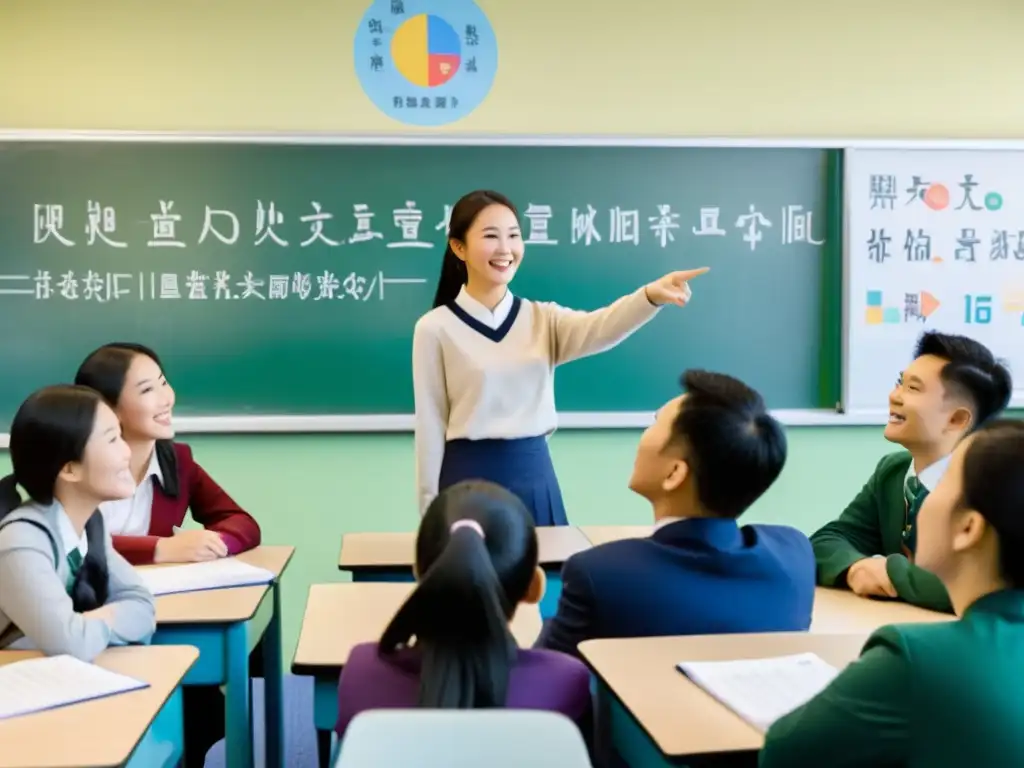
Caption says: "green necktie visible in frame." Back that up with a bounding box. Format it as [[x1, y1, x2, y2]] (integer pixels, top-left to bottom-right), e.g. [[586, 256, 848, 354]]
[[902, 476, 927, 556], [65, 548, 83, 592]]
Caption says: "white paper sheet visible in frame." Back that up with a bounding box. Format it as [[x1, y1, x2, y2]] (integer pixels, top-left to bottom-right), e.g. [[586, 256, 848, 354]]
[[138, 558, 274, 596]]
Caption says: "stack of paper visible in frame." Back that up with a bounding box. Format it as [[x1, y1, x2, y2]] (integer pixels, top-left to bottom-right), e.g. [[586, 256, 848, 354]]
[[677, 652, 840, 732], [138, 558, 275, 596], [0, 654, 149, 720]]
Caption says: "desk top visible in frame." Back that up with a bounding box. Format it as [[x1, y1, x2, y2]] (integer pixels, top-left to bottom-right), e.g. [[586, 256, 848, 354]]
[[580, 632, 868, 758], [338, 527, 591, 570], [579, 525, 653, 546], [292, 582, 543, 675], [0, 645, 198, 768], [147, 545, 294, 624], [811, 586, 952, 633]]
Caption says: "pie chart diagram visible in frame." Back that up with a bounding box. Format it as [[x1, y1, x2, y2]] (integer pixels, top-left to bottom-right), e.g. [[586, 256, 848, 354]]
[[392, 14, 461, 88], [354, 0, 498, 127]]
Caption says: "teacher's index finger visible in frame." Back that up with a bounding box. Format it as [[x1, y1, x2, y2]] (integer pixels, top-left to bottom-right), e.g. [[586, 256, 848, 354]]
[[674, 267, 710, 281]]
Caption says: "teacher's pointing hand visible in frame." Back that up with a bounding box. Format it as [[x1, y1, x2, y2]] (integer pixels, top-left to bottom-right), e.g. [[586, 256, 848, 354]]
[[644, 267, 710, 307]]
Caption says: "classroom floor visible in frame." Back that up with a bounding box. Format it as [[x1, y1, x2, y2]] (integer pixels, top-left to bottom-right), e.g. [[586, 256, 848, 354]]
[[204, 675, 318, 768]]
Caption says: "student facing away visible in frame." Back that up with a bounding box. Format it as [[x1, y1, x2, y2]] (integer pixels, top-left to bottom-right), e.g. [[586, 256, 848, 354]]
[[535, 370, 815, 658], [414, 188, 709, 527], [760, 418, 1024, 768], [0, 385, 155, 660], [75, 342, 263, 768], [74, 342, 261, 565], [811, 331, 1011, 613], [334, 480, 592, 741]]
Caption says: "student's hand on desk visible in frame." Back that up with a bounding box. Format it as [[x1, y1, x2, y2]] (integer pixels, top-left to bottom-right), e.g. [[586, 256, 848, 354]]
[[644, 267, 710, 307], [847, 557, 898, 598], [154, 529, 229, 563]]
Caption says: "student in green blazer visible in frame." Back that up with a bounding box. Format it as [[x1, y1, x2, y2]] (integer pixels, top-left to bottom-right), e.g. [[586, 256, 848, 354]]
[[760, 418, 1024, 768], [811, 331, 1011, 612]]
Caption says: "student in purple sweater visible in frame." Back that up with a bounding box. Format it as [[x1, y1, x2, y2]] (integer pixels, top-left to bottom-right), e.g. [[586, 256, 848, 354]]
[[334, 480, 592, 740]]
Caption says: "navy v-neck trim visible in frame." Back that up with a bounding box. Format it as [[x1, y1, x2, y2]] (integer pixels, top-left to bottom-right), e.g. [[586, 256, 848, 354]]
[[446, 296, 522, 342]]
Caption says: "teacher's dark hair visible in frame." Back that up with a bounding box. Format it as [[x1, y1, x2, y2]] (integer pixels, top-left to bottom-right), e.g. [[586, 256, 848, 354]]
[[0, 385, 111, 611], [957, 419, 1024, 588], [432, 190, 519, 308], [74, 342, 180, 497], [379, 480, 539, 709]]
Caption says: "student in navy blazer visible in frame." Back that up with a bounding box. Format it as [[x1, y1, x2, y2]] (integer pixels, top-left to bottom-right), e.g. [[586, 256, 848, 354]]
[[536, 370, 816, 658]]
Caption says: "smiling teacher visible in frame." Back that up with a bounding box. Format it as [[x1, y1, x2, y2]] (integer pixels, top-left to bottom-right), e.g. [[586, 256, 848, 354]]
[[412, 189, 709, 526]]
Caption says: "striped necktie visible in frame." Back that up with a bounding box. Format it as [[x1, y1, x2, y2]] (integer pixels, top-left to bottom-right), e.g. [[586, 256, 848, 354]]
[[902, 475, 927, 557], [65, 548, 83, 592]]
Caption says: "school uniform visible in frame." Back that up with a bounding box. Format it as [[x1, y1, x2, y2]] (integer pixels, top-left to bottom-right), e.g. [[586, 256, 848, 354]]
[[0, 500, 155, 660], [98, 440, 261, 565], [413, 286, 660, 525], [536, 517, 816, 658], [334, 642, 593, 739], [760, 588, 1024, 768], [810, 451, 952, 612]]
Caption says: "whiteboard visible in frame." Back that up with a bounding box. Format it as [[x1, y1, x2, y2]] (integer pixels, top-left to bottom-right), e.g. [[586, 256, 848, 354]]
[[844, 148, 1024, 418]]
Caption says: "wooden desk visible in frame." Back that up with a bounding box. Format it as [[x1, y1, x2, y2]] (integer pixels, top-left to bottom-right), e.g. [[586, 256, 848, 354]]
[[580, 632, 870, 767], [0, 645, 198, 768], [811, 586, 953, 633], [337, 527, 591, 619], [292, 582, 543, 768], [140, 545, 294, 768], [579, 525, 653, 546]]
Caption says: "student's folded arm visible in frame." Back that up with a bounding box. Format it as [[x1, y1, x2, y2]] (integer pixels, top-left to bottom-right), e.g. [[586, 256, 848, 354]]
[[543, 286, 661, 366], [103, 540, 157, 646], [810, 470, 885, 586], [533, 554, 597, 659], [110, 534, 162, 566], [0, 534, 111, 661], [184, 446, 261, 555], [759, 627, 912, 768], [885, 556, 953, 613], [412, 319, 450, 515]]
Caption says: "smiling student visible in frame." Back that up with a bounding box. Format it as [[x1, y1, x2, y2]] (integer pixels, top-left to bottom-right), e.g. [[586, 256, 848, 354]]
[[760, 419, 1024, 768], [74, 342, 261, 566], [0, 385, 155, 661], [811, 331, 1011, 612], [414, 189, 709, 525]]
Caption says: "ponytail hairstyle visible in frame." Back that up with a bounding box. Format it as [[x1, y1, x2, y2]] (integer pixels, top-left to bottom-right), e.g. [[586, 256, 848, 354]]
[[74, 342, 180, 497], [432, 190, 519, 308], [956, 419, 1024, 589], [379, 480, 539, 709], [0, 385, 111, 611]]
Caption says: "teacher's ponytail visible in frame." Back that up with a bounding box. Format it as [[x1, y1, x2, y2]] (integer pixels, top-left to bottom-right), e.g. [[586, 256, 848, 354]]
[[430, 190, 520, 309], [0, 474, 22, 520]]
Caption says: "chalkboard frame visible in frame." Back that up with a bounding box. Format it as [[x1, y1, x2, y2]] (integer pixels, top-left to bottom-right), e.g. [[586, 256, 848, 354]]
[[8, 130, 1017, 444]]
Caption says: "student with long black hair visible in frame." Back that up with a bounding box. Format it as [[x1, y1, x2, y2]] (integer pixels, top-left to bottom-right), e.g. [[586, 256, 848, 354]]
[[334, 480, 591, 737], [414, 189, 709, 525], [760, 418, 1024, 768], [0, 385, 155, 660], [74, 342, 261, 565]]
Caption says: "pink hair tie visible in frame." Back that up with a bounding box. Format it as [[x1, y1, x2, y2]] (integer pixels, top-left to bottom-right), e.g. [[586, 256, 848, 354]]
[[449, 519, 485, 539]]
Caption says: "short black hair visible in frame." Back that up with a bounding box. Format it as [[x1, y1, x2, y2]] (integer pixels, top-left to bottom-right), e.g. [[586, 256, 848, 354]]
[[914, 331, 1012, 429], [669, 370, 787, 519]]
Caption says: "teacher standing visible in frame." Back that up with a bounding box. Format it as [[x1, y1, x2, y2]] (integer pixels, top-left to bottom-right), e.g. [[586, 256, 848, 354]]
[[412, 189, 708, 526]]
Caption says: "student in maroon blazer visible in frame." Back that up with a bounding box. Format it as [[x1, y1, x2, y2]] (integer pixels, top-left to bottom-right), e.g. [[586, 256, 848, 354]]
[[75, 342, 262, 768], [74, 343, 261, 565], [335, 480, 592, 747]]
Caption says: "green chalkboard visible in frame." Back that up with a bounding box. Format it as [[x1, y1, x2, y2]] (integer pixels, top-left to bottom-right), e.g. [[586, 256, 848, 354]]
[[0, 139, 841, 431]]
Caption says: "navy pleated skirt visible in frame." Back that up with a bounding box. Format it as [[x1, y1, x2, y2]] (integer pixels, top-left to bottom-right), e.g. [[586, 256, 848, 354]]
[[438, 436, 569, 526]]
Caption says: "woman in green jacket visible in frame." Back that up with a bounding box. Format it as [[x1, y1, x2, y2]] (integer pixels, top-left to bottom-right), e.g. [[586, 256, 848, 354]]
[[761, 417, 1024, 768]]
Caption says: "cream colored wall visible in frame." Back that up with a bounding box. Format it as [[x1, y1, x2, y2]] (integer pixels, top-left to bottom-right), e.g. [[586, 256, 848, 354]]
[[0, 0, 1019, 661]]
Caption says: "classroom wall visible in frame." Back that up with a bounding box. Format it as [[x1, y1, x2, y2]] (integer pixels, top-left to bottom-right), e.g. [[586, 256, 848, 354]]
[[2, 0, 1021, 661]]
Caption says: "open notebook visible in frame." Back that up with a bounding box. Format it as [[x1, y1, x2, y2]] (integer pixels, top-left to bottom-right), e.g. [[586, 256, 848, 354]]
[[0, 654, 149, 721], [677, 652, 840, 733], [138, 558, 275, 596]]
